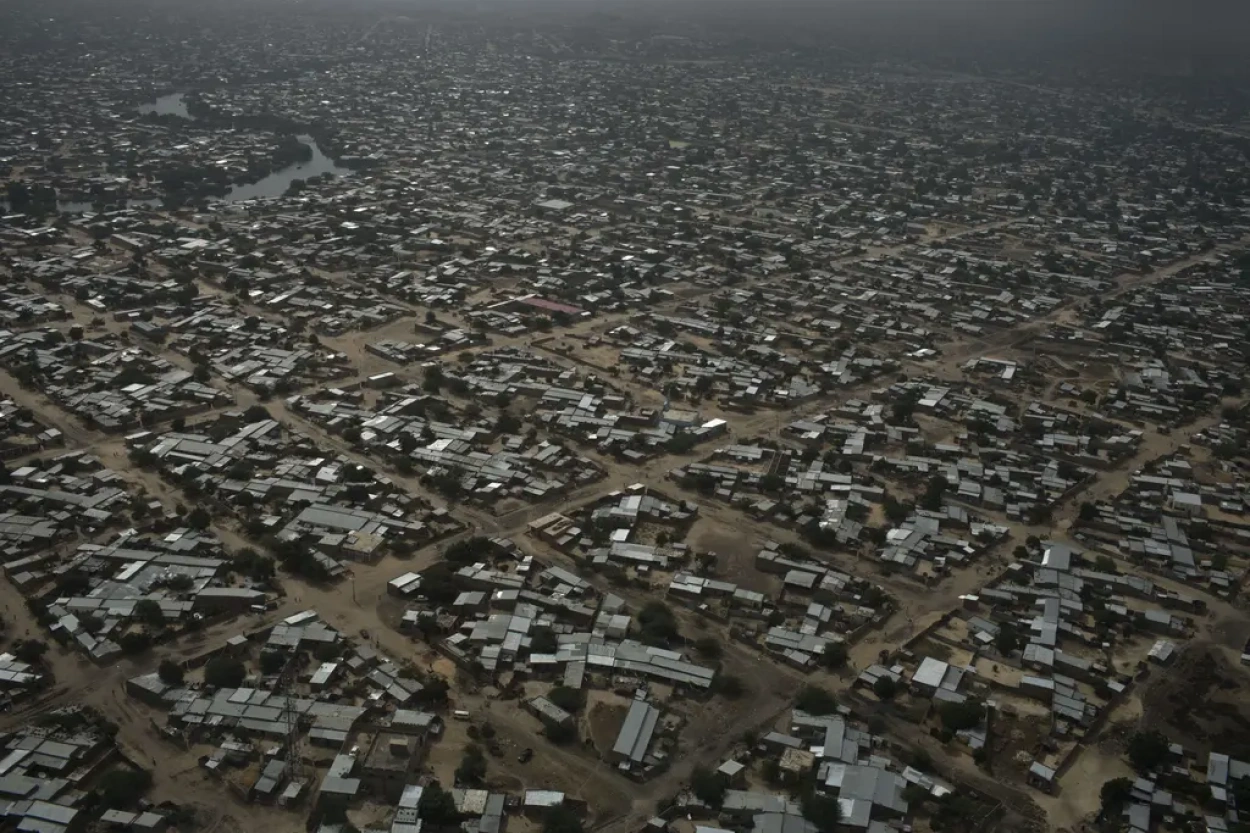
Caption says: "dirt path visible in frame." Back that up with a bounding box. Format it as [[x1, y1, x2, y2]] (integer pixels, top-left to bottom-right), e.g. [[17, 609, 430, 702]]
[[0, 200, 1245, 833]]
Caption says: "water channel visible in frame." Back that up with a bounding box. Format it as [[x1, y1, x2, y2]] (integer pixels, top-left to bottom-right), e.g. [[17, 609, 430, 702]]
[[2, 93, 350, 213], [136, 92, 351, 202]]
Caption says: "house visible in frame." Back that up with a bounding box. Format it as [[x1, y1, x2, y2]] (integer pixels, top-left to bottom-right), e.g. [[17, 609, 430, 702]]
[[612, 699, 661, 769], [826, 764, 909, 828], [362, 735, 421, 802]]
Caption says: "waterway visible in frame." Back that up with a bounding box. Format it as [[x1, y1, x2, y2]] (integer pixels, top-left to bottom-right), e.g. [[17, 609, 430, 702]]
[[133, 92, 351, 202], [224, 134, 349, 202], [8, 93, 353, 211]]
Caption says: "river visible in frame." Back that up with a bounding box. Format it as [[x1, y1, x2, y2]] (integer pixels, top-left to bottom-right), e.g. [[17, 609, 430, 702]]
[[133, 92, 351, 202], [3, 96, 351, 214], [17, 93, 353, 210], [224, 134, 348, 202]]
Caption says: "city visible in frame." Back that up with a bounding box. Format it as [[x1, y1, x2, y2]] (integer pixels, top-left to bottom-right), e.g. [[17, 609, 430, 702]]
[[1, 3, 1250, 833]]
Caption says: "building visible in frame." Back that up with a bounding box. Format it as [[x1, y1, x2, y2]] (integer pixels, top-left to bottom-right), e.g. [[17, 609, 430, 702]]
[[612, 699, 661, 769], [362, 734, 421, 802]]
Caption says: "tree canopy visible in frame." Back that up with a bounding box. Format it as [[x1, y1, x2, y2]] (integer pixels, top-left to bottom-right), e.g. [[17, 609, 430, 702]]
[[134, 599, 164, 627], [531, 626, 559, 654], [543, 805, 584, 833], [98, 768, 152, 807], [1100, 777, 1132, 814], [796, 685, 838, 716], [204, 656, 246, 688], [873, 675, 899, 701], [455, 744, 487, 786], [547, 686, 586, 714], [418, 781, 459, 826], [158, 659, 184, 686], [636, 601, 679, 646], [691, 767, 729, 808], [938, 700, 985, 732], [1127, 731, 1170, 772]]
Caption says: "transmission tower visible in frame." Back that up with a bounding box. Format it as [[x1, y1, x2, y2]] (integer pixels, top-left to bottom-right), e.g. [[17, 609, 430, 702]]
[[279, 655, 305, 781]]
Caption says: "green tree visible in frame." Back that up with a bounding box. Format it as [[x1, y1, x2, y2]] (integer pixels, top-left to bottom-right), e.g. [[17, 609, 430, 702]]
[[204, 656, 246, 688], [994, 623, 1022, 656], [455, 744, 487, 786], [873, 675, 899, 701], [424, 364, 444, 393], [636, 601, 679, 646], [694, 636, 722, 659], [120, 632, 152, 655], [134, 599, 164, 627], [800, 789, 841, 829], [759, 474, 785, 494], [691, 767, 729, 808], [497, 411, 522, 435], [883, 495, 911, 523], [418, 781, 459, 825], [796, 685, 838, 716], [543, 805, 584, 833], [12, 639, 46, 665], [243, 405, 271, 422], [158, 660, 184, 686], [445, 536, 494, 565], [938, 700, 985, 732], [1100, 777, 1133, 814], [1127, 731, 1170, 772], [314, 642, 342, 662], [546, 722, 577, 745], [713, 674, 745, 699], [547, 686, 586, 714], [920, 475, 948, 512], [530, 626, 559, 654], [231, 549, 275, 582], [168, 574, 194, 592], [6, 182, 32, 214], [416, 677, 451, 706], [891, 396, 917, 424], [259, 651, 287, 675], [99, 768, 152, 807], [821, 642, 848, 669]]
